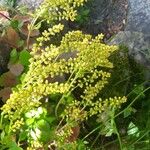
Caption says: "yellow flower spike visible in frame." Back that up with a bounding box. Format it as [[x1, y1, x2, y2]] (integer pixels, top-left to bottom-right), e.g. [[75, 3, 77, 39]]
[[1, 18, 127, 147]]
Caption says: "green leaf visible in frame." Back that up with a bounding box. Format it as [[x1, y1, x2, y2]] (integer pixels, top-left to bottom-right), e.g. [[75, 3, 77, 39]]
[[9, 49, 18, 63], [1, 130, 5, 140], [133, 84, 145, 98], [20, 73, 26, 83], [10, 18, 23, 30], [127, 122, 139, 137], [2, 135, 23, 150], [45, 117, 55, 124], [66, 94, 75, 103], [8, 141, 23, 150], [10, 49, 18, 58], [19, 50, 31, 66], [19, 131, 27, 141], [35, 119, 53, 142], [34, 22, 42, 30], [25, 118, 35, 126], [82, 9, 90, 16], [17, 40, 24, 47], [10, 20, 20, 30], [49, 94, 61, 101], [39, 130, 51, 143], [124, 107, 136, 118], [6, 0, 17, 7], [105, 128, 114, 137], [4, 125, 10, 134], [77, 140, 87, 150], [36, 119, 50, 131]]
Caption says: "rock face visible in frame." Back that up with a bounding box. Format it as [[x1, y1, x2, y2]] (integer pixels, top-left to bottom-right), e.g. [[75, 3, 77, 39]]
[[109, 31, 150, 68], [125, 0, 150, 33], [110, 0, 150, 69], [16, 0, 43, 10], [85, 0, 128, 36], [0, 0, 43, 10]]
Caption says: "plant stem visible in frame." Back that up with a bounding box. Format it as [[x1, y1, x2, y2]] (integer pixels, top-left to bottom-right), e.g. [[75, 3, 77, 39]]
[[26, 9, 45, 50], [26, 16, 38, 50], [112, 108, 123, 150], [115, 86, 150, 118], [55, 70, 80, 117], [0, 12, 11, 21], [131, 130, 150, 146]]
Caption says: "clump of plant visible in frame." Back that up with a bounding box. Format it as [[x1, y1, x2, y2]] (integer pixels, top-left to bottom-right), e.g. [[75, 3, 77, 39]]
[[89, 44, 150, 149], [0, 0, 128, 149], [75, 5, 90, 26], [1, 27, 127, 149]]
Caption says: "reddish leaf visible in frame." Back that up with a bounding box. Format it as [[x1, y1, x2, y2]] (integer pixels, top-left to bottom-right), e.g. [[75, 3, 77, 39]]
[[9, 63, 24, 76], [2, 71, 17, 87], [0, 87, 12, 103], [5, 27, 20, 48], [67, 125, 80, 142]]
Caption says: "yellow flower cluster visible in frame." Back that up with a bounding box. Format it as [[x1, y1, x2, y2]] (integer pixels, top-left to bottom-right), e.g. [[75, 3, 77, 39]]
[[33, 23, 64, 49], [1, 26, 121, 133], [63, 100, 87, 122], [35, 0, 87, 22], [80, 71, 111, 105], [11, 118, 24, 132], [56, 125, 73, 143], [27, 140, 43, 150], [89, 96, 127, 116]]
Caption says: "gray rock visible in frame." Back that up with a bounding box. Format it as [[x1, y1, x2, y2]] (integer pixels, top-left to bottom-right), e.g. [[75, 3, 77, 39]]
[[0, 0, 43, 10], [16, 0, 43, 10], [84, 0, 128, 36], [125, 0, 150, 33], [109, 31, 150, 69], [110, 0, 150, 70]]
